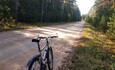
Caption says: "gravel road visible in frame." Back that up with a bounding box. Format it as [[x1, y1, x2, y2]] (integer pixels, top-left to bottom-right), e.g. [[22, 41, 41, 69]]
[[0, 21, 84, 70]]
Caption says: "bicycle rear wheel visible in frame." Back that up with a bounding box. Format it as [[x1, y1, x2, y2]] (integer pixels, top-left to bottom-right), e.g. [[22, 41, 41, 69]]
[[28, 58, 41, 70], [47, 47, 53, 70]]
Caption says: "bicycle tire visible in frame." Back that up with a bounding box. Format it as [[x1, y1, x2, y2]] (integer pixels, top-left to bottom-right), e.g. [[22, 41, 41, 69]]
[[47, 47, 53, 70], [28, 57, 41, 70]]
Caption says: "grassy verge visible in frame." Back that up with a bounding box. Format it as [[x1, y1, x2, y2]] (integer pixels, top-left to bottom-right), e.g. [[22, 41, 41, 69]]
[[0, 22, 71, 32], [64, 23, 115, 70]]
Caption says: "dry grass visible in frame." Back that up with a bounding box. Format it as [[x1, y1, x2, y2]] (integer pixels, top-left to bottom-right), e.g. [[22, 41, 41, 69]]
[[0, 22, 70, 32], [66, 23, 115, 70]]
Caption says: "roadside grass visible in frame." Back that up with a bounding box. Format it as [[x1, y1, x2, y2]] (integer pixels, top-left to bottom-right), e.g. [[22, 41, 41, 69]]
[[0, 22, 71, 32], [67, 23, 115, 70]]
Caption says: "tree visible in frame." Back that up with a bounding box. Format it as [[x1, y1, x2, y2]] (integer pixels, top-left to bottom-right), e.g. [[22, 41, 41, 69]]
[[15, 0, 19, 22], [107, 14, 115, 39]]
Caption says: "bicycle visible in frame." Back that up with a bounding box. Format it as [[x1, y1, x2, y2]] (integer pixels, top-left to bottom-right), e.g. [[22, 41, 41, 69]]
[[27, 35, 58, 70]]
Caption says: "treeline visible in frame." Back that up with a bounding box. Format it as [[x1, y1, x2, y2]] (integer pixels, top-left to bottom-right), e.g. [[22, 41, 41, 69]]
[[0, 0, 81, 24], [83, 0, 115, 39]]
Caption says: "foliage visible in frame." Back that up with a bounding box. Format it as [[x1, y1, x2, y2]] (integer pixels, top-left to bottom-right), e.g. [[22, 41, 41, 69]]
[[0, 0, 15, 29], [107, 13, 115, 40], [85, 0, 115, 39], [99, 15, 107, 31]]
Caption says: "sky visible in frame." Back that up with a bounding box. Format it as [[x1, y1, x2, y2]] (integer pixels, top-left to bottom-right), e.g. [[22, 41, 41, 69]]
[[77, 0, 95, 15]]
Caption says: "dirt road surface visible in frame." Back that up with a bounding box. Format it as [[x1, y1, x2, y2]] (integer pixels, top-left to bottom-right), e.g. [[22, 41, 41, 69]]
[[0, 21, 84, 70]]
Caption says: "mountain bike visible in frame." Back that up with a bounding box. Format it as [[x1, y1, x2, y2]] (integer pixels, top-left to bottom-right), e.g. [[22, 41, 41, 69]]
[[27, 35, 58, 70]]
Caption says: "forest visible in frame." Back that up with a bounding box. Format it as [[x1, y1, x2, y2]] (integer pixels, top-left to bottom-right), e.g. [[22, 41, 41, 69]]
[[0, 0, 81, 30], [83, 0, 115, 40]]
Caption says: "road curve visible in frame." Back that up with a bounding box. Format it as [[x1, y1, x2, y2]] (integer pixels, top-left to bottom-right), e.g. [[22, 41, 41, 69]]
[[0, 21, 84, 70]]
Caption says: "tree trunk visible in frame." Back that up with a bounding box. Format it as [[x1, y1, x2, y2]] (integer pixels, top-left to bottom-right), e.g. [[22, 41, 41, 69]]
[[15, 0, 19, 23], [41, 0, 44, 23]]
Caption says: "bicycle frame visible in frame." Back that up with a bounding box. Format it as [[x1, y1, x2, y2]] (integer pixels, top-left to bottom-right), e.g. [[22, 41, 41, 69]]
[[36, 37, 51, 67], [37, 37, 50, 51]]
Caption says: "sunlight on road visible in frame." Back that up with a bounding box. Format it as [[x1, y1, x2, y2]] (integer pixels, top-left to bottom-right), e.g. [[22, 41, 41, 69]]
[[13, 22, 83, 45]]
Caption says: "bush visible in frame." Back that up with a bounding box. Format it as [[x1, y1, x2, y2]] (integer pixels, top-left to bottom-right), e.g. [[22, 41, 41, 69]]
[[99, 15, 107, 32], [107, 14, 115, 40]]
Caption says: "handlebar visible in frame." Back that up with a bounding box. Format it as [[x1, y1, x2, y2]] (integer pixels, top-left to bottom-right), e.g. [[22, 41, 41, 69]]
[[48, 36, 58, 38], [32, 36, 58, 42]]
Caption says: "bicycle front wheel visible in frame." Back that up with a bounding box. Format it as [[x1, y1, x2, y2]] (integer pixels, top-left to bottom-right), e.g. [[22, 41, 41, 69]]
[[47, 47, 53, 70], [28, 58, 41, 70]]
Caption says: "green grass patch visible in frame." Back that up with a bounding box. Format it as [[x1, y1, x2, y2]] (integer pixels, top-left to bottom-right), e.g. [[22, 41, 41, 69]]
[[65, 23, 115, 70]]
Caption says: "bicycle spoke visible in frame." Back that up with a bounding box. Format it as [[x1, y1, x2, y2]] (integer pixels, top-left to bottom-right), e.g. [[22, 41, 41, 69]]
[[31, 60, 40, 70]]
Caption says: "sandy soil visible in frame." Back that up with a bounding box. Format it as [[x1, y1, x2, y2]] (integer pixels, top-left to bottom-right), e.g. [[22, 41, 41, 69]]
[[0, 21, 84, 70]]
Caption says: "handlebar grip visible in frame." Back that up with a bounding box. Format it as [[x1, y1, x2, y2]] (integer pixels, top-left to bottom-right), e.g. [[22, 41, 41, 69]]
[[53, 36, 58, 38], [32, 39, 39, 42], [51, 36, 58, 38]]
